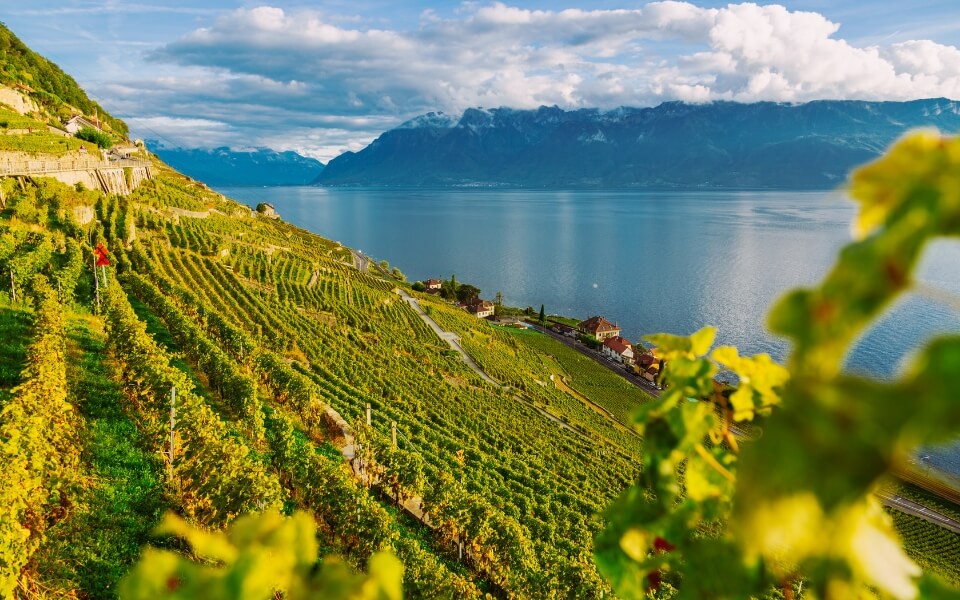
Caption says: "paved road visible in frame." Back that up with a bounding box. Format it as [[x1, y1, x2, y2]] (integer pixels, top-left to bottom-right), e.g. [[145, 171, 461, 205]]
[[877, 490, 960, 535], [351, 250, 369, 272], [395, 288, 498, 386]]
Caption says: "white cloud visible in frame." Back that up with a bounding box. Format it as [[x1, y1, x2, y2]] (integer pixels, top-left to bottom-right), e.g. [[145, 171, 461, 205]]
[[128, 1, 960, 157]]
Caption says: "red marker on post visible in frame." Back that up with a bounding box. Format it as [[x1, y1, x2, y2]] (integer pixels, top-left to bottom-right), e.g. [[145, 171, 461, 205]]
[[94, 242, 110, 266], [94, 242, 110, 287]]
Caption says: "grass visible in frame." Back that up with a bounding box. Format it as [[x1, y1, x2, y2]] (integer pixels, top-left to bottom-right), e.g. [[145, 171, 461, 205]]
[[0, 302, 32, 405], [546, 315, 581, 328], [35, 314, 166, 598]]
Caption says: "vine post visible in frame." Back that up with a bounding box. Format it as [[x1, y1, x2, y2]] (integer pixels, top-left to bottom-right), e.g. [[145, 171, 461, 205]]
[[366, 402, 372, 426], [92, 253, 100, 313], [168, 385, 176, 480]]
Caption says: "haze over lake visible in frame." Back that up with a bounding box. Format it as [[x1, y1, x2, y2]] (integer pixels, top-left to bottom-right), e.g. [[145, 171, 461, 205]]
[[218, 186, 960, 379]]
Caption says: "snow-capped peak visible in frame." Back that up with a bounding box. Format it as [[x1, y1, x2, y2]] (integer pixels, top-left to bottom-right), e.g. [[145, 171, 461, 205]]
[[395, 111, 458, 130]]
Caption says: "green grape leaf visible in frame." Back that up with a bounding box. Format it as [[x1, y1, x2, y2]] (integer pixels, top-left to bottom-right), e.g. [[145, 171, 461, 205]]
[[155, 512, 239, 564], [647, 326, 717, 361], [848, 131, 945, 239], [121, 511, 403, 600], [711, 346, 788, 421]]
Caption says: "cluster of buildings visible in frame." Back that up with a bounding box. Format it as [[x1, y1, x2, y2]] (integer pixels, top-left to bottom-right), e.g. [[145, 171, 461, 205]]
[[417, 278, 662, 384], [553, 315, 662, 384], [422, 278, 496, 318]]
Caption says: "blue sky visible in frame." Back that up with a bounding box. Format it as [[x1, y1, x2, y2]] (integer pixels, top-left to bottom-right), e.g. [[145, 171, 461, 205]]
[[4, 1, 960, 160]]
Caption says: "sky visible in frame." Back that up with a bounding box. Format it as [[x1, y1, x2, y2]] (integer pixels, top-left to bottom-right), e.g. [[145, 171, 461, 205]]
[[4, 1, 960, 161]]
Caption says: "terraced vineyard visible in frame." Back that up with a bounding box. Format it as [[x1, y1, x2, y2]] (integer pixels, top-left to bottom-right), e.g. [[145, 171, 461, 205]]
[[0, 163, 662, 596], [121, 167, 646, 595], [0, 108, 87, 156]]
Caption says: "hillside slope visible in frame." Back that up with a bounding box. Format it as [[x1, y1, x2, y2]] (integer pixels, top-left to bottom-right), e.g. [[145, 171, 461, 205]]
[[0, 150, 659, 597], [0, 22, 126, 135], [317, 100, 960, 188]]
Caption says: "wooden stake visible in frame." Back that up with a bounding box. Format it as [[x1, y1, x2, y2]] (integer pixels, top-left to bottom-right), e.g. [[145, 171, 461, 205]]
[[92, 252, 100, 312], [391, 421, 397, 447], [366, 403, 372, 426], [168, 386, 177, 479], [9, 269, 15, 303]]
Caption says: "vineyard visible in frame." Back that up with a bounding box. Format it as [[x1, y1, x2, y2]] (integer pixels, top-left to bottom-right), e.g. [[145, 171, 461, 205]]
[[0, 107, 86, 156], [0, 162, 668, 597], [1, 76, 960, 596]]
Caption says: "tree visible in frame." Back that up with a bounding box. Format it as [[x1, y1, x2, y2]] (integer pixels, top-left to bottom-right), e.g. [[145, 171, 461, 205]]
[[538, 304, 546, 325], [411, 281, 425, 292], [442, 273, 458, 300], [456, 284, 481, 303], [655, 358, 666, 388]]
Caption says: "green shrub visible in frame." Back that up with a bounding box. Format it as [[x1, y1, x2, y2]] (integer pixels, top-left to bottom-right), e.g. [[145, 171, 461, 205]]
[[75, 126, 112, 149]]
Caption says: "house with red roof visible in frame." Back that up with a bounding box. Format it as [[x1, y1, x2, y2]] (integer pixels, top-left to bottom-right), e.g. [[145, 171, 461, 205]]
[[601, 336, 635, 365], [577, 315, 621, 341], [464, 297, 495, 319], [633, 351, 661, 383]]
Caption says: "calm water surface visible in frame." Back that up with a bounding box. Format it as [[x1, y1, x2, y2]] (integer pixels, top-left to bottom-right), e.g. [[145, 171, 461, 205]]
[[218, 186, 960, 473]]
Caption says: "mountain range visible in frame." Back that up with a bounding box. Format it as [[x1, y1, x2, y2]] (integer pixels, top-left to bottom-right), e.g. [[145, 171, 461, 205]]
[[146, 143, 324, 186], [316, 99, 960, 188]]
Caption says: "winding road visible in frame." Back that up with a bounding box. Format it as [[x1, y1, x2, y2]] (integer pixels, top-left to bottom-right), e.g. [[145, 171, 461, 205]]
[[394, 288, 498, 386], [351, 249, 370, 272]]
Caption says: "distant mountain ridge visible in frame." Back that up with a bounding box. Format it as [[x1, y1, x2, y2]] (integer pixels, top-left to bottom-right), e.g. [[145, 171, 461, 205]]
[[316, 99, 960, 188], [146, 143, 324, 186]]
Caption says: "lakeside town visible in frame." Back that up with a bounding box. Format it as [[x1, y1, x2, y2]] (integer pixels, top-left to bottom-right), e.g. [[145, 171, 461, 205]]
[[414, 276, 665, 388]]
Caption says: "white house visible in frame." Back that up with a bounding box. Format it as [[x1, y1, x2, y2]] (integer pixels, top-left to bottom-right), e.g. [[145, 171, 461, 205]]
[[601, 336, 635, 365], [64, 115, 101, 135], [465, 298, 495, 319]]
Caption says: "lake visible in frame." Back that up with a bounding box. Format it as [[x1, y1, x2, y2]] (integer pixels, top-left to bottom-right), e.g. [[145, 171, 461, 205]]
[[216, 186, 960, 475]]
